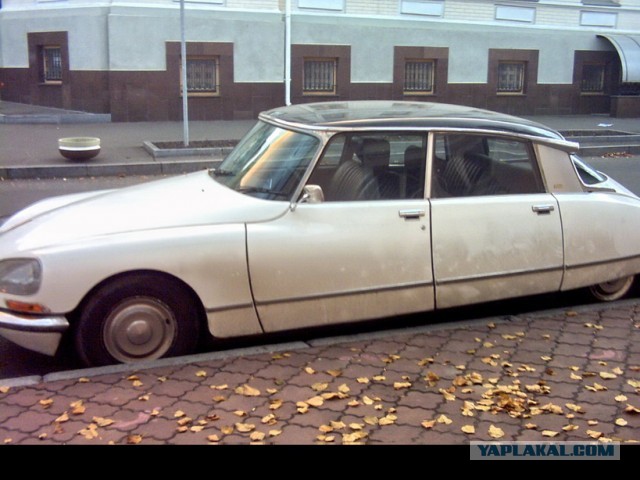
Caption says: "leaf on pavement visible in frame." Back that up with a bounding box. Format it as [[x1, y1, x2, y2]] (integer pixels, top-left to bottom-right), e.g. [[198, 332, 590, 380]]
[[542, 430, 559, 437], [421, 420, 436, 430], [127, 434, 143, 444], [70, 400, 85, 415], [524, 423, 537, 430], [304, 367, 316, 375], [625, 404, 640, 414], [585, 383, 608, 392], [207, 434, 220, 443], [394, 381, 412, 390], [327, 369, 342, 377], [270, 399, 283, 410], [210, 384, 228, 390], [565, 403, 585, 414], [627, 379, 640, 389], [93, 417, 114, 427], [615, 418, 628, 427], [562, 425, 579, 432], [78, 424, 99, 440], [461, 425, 475, 434], [437, 414, 453, 425], [235, 384, 261, 397], [0, 386, 9, 394], [357, 377, 370, 384], [261, 414, 277, 425], [570, 372, 583, 380], [235, 422, 256, 433], [306, 396, 324, 407], [587, 430, 603, 439], [439, 388, 456, 401], [250, 431, 266, 442], [55, 412, 69, 423], [195, 370, 207, 378], [39, 399, 53, 408], [342, 431, 368, 444], [599, 371, 617, 380], [489, 425, 504, 439]]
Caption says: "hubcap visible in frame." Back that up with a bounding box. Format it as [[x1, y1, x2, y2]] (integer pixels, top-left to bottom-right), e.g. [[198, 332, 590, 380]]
[[103, 297, 177, 363]]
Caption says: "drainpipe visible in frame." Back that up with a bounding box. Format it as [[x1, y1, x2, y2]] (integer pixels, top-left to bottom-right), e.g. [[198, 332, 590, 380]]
[[284, 0, 292, 106]]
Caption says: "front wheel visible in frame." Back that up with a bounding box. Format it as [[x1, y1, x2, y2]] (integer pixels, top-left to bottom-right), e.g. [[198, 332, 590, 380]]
[[589, 275, 635, 302], [74, 273, 201, 366]]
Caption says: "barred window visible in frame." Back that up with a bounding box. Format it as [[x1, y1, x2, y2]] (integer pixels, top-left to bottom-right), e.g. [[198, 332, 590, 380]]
[[303, 58, 337, 94], [497, 62, 525, 94], [42, 46, 62, 83], [581, 64, 605, 93], [404, 60, 435, 94], [185, 57, 218, 94]]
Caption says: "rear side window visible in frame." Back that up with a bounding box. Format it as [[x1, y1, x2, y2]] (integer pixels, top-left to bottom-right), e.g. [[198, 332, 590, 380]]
[[431, 133, 544, 198]]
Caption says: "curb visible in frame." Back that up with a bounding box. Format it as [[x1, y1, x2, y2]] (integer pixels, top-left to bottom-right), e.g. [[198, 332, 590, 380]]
[[0, 158, 224, 180], [142, 141, 235, 160]]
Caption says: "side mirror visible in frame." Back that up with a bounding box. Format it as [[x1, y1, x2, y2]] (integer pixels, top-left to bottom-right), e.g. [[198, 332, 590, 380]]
[[301, 185, 325, 204]]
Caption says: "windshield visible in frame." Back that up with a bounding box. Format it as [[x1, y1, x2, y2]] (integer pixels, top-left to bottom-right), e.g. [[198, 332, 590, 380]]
[[211, 121, 321, 201]]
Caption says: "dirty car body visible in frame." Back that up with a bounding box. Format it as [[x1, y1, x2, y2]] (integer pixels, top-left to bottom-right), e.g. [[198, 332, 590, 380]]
[[1, 101, 639, 366]]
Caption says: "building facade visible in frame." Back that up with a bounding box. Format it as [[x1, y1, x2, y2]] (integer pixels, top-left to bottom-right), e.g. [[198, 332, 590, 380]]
[[0, 0, 638, 121]]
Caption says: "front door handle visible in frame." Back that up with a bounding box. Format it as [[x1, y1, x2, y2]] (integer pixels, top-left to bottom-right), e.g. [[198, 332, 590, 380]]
[[399, 209, 426, 220], [532, 204, 555, 214]]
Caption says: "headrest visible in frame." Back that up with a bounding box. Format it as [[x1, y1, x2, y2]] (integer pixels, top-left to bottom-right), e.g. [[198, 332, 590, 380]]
[[404, 145, 423, 171], [359, 138, 390, 168]]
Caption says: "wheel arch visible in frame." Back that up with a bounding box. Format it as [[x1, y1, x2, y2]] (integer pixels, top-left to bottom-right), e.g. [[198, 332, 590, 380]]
[[68, 269, 208, 332]]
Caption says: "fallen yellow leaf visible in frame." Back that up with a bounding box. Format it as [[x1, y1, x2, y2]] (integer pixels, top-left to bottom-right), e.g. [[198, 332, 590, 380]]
[[235, 423, 256, 433], [92, 417, 114, 427], [542, 430, 559, 437], [0, 386, 9, 394], [625, 404, 640, 414], [562, 425, 579, 432], [250, 431, 266, 442], [615, 418, 628, 427], [565, 403, 584, 413], [461, 425, 475, 434], [269, 430, 282, 437], [207, 434, 220, 443], [304, 367, 315, 375], [587, 430, 603, 439], [437, 414, 453, 425], [39, 399, 53, 408], [235, 384, 261, 397], [421, 420, 436, 429], [489, 425, 504, 439], [357, 377, 370, 384], [127, 434, 143, 444], [394, 381, 412, 390], [306, 396, 324, 407], [615, 394, 628, 402], [599, 371, 617, 380], [195, 370, 207, 377]]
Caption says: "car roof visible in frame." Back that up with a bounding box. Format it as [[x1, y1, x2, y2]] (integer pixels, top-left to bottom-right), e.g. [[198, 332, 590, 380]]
[[261, 100, 571, 145]]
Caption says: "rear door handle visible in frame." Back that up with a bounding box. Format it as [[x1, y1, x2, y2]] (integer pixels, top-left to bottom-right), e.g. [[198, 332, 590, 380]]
[[399, 209, 426, 220], [532, 204, 555, 214]]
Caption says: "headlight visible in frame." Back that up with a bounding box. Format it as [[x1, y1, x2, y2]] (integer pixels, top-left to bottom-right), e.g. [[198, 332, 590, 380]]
[[0, 259, 42, 295]]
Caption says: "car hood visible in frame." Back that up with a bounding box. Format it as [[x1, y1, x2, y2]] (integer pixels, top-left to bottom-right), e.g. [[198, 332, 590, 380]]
[[0, 170, 290, 251]]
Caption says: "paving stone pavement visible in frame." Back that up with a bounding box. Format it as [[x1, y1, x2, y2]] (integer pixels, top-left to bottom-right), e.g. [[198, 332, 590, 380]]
[[0, 300, 638, 447]]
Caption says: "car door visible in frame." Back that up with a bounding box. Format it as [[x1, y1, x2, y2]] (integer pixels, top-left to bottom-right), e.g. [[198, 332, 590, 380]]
[[246, 132, 435, 332], [429, 133, 564, 309]]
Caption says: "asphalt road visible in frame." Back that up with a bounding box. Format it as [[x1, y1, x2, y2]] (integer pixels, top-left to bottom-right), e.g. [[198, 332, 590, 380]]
[[0, 155, 638, 380]]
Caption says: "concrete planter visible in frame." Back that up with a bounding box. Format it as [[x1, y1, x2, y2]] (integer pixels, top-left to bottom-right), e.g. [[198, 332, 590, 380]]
[[58, 137, 101, 161]]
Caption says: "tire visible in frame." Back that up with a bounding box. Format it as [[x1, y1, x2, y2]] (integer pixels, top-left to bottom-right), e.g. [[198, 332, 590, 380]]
[[588, 275, 635, 302], [74, 273, 201, 366]]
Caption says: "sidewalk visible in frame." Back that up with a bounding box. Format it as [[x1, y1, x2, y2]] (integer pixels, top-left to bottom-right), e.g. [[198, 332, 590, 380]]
[[0, 299, 638, 445]]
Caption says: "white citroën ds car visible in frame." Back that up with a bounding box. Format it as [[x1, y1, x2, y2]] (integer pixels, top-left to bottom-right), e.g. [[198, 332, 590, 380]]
[[0, 101, 638, 366]]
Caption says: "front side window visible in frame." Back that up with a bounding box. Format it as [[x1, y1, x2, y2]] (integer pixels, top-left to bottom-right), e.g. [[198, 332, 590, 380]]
[[211, 121, 320, 201], [303, 58, 337, 95], [581, 64, 605, 94], [42, 46, 62, 83], [307, 133, 426, 201], [404, 60, 435, 95], [431, 133, 543, 197], [497, 62, 525, 94]]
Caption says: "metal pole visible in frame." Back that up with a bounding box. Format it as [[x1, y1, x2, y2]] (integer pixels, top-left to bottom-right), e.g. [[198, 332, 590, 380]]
[[284, 0, 291, 106], [180, 0, 189, 146]]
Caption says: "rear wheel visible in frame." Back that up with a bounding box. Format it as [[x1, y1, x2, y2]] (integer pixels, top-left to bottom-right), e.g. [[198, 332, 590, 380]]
[[589, 275, 635, 302], [74, 273, 201, 366]]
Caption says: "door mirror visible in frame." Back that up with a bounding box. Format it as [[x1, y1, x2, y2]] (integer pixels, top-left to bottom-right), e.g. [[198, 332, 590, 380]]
[[301, 185, 325, 204]]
